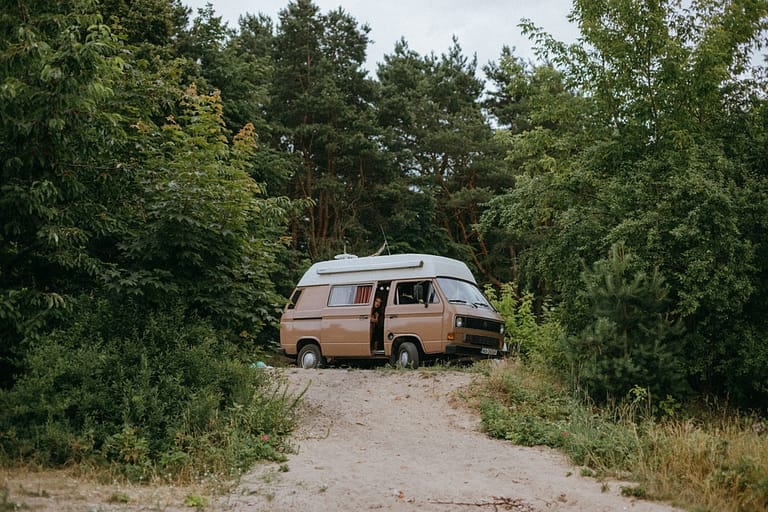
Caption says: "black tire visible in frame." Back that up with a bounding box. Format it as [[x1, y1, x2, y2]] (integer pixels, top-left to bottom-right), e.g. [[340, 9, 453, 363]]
[[297, 344, 324, 369], [393, 341, 419, 369]]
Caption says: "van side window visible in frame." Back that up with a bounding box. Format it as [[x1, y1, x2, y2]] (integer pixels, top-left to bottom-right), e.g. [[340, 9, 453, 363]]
[[328, 284, 373, 306], [395, 281, 438, 305], [287, 289, 302, 309]]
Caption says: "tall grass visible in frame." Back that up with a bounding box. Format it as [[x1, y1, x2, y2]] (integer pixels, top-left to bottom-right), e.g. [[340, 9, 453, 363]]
[[637, 413, 768, 511], [471, 360, 768, 512]]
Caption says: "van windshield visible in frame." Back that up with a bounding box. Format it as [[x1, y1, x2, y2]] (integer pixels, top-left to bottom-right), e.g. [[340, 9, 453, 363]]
[[436, 278, 493, 309]]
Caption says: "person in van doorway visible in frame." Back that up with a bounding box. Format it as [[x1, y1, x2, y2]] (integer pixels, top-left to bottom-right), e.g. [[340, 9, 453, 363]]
[[370, 296, 384, 350]]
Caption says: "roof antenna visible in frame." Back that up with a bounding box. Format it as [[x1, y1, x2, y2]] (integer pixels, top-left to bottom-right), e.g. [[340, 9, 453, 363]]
[[334, 240, 357, 260]]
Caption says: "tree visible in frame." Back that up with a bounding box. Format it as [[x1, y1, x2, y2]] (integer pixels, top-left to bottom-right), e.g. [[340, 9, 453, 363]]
[[481, 48, 592, 295], [483, 0, 768, 406], [569, 244, 686, 402], [376, 39, 512, 282], [111, 86, 288, 334], [270, 0, 382, 260], [99, 0, 189, 48], [0, 1, 296, 473], [0, 0, 125, 387]]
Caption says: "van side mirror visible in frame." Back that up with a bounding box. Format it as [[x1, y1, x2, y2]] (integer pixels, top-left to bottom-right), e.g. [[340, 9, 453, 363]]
[[414, 283, 427, 307]]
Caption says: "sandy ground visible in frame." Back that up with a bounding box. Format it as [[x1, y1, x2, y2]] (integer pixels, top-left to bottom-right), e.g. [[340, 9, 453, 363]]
[[217, 367, 682, 512], [2, 366, 684, 511]]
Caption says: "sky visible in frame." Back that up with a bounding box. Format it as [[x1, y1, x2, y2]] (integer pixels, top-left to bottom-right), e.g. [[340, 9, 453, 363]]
[[182, 0, 580, 73]]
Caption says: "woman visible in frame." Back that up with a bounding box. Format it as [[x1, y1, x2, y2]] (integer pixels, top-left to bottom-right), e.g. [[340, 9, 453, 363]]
[[370, 296, 384, 350]]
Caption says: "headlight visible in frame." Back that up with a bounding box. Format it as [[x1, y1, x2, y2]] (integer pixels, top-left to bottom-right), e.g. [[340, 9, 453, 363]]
[[455, 316, 464, 328], [499, 324, 505, 334]]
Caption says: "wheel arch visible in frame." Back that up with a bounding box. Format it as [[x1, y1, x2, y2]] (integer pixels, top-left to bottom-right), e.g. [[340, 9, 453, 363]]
[[391, 335, 424, 357], [296, 337, 321, 354]]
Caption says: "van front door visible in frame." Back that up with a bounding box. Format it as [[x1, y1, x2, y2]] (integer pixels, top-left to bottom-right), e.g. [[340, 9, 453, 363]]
[[385, 280, 444, 354], [321, 283, 374, 357]]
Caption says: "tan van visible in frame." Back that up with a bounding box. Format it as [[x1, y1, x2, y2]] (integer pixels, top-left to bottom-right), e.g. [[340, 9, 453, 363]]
[[280, 253, 508, 368]]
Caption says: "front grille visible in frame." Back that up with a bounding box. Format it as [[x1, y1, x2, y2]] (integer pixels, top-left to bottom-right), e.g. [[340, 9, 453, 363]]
[[464, 334, 500, 348], [463, 317, 503, 333]]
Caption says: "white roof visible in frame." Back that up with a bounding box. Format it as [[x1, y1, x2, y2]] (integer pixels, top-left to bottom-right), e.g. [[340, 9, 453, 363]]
[[296, 253, 477, 287]]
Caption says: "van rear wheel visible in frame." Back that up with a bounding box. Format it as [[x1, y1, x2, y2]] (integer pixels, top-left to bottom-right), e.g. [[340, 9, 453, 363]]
[[297, 344, 324, 369], [393, 341, 419, 369]]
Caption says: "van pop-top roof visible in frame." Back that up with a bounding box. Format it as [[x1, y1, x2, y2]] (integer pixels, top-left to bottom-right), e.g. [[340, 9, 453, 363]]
[[296, 253, 477, 287]]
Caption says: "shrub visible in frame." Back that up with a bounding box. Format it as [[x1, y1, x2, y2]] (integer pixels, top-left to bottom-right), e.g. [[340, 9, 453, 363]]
[[484, 283, 567, 370], [473, 360, 768, 511], [0, 297, 299, 481]]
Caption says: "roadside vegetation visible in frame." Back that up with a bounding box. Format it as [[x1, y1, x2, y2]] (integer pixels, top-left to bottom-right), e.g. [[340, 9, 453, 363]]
[[0, 300, 302, 485], [474, 286, 768, 512], [473, 359, 768, 512]]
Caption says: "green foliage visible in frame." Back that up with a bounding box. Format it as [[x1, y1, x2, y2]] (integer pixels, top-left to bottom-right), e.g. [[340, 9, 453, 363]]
[[0, 0, 127, 386], [483, 1, 768, 407], [477, 363, 639, 471], [568, 244, 688, 403], [270, 0, 382, 260], [184, 494, 209, 508], [100, 0, 189, 48], [181, 6, 275, 136], [3, 0, 768, 484], [484, 282, 567, 370], [0, 1, 296, 480], [112, 86, 288, 336], [377, 39, 512, 282], [0, 298, 299, 480], [475, 361, 768, 511]]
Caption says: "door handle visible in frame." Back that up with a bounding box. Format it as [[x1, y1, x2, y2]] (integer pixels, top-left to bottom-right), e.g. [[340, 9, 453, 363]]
[[359, 315, 369, 320], [388, 315, 398, 319]]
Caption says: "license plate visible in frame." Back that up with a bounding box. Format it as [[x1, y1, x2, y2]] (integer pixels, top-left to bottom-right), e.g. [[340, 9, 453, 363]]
[[481, 347, 497, 356]]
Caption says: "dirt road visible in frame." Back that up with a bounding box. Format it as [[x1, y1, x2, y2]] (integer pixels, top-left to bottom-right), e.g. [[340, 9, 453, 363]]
[[216, 367, 682, 512], [2, 366, 683, 511]]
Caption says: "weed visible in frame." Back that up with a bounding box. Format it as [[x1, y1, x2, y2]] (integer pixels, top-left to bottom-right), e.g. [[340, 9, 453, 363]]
[[16, 486, 49, 498], [0, 484, 21, 512], [108, 492, 130, 503], [620, 485, 646, 498], [184, 494, 209, 508], [259, 469, 281, 484], [0, 302, 303, 484]]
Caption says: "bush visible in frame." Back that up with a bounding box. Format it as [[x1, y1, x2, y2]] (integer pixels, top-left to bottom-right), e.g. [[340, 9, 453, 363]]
[[0, 297, 299, 481], [484, 283, 567, 370]]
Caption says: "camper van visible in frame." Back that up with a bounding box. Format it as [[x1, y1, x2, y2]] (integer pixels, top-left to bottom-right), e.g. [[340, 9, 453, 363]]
[[280, 253, 508, 368]]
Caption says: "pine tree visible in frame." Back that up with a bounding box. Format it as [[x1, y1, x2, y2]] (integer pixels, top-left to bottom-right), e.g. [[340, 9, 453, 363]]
[[568, 244, 687, 403]]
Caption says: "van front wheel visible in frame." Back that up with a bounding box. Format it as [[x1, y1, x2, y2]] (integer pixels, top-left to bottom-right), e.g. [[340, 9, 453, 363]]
[[393, 341, 419, 369], [297, 344, 324, 369]]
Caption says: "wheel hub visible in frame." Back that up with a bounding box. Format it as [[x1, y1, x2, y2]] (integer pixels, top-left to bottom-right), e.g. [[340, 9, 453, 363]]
[[302, 352, 316, 368]]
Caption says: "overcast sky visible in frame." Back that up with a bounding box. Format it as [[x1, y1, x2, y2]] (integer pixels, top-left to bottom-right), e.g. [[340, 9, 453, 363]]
[[183, 0, 580, 73]]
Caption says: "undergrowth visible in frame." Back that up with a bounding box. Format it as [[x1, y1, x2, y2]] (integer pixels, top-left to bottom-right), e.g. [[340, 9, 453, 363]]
[[470, 359, 768, 512], [0, 299, 304, 485]]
